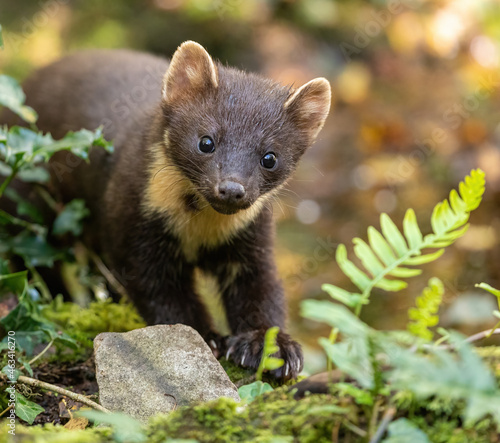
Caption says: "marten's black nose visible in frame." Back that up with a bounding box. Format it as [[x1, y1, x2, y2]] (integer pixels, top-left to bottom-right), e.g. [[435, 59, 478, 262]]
[[218, 180, 246, 203]]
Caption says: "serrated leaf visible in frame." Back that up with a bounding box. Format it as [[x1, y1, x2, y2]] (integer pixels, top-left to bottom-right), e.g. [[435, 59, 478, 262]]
[[407, 277, 444, 340], [15, 392, 45, 424]]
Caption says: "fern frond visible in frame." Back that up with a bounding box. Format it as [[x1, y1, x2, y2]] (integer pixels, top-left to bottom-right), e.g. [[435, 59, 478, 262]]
[[407, 277, 444, 340], [323, 169, 485, 313], [255, 326, 284, 381]]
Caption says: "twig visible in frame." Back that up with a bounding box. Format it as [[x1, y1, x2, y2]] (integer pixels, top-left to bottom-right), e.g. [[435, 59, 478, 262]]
[[463, 328, 500, 345], [368, 397, 383, 440], [342, 418, 367, 438], [410, 328, 500, 353], [369, 406, 396, 443], [0, 404, 13, 418], [87, 248, 129, 300], [0, 373, 110, 413]]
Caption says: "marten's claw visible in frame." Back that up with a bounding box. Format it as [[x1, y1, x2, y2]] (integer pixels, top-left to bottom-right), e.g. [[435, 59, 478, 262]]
[[226, 329, 303, 381]]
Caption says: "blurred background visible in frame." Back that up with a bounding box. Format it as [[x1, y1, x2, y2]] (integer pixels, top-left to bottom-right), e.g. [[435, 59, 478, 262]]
[[1, 0, 500, 372]]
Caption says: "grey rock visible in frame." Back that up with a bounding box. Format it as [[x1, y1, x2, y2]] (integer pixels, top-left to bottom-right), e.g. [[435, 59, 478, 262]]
[[94, 324, 240, 421]]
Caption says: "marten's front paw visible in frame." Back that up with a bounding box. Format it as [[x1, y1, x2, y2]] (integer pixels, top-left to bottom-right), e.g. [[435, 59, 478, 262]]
[[226, 330, 303, 381]]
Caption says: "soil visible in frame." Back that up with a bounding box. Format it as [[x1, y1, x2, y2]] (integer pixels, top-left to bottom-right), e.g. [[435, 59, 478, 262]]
[[30, 357, 97, 425]]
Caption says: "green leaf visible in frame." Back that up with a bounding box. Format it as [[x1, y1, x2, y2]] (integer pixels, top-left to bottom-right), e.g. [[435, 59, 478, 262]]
[[475, 282, 500, 299], [238, 380, 274, 402], [382, 418, 430, 443], [2, 364, 21, 382], [374, 278, 407, 292], [15, 392, 45, 424], [353, 237, 385, 277], [5, 231, 65, 267], [0, 125, 113, 171], [0, 270, 28, 295], [368, 226, 397, 266], [321, 338, 374, 389], [52, 199, 90, 236], [403, 249, 444, 266], [79, 411, 146, 443], [407, 277, 444, 340], [0, 76, 38, 123], [0, 24, 4, 50], [386, 333, 500, 425], [255, 326, 284, 380], [380, 213, 408, 256], [387, 267, 422, 278], [335, 382, 374, 406], [321, 284, 366, 308], [301, 300, 370, 337], [336, 244, 371, 292], [4, 187, 44, 223], [403, 209, 423, 250]]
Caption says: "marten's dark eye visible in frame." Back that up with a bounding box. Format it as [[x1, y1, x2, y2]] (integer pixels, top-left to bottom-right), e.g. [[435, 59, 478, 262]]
[[198, 136, 215, 153], [261, 152, 277, 169]]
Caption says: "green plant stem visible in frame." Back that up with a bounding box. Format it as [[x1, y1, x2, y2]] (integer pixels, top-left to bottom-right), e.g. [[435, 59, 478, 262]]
[[34, 185, 59, 212], [27, 264, 52, 301], [355, 238, 447, 317], [20, 339, 54, 372], [0, 208, 46, 235], [0, 166, 18, 198], [486, 321, 500, 338], [326, 327, 338, 374]]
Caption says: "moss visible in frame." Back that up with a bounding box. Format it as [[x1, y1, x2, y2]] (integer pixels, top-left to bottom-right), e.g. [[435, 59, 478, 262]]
[[41, 296, 146, 342], [0, 422, 113, 443], [147, 389, 346, 443]]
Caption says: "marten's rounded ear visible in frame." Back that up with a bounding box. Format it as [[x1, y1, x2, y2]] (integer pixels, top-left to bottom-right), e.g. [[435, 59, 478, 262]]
[[162, 41, 218, 103], [284, 78, 331, 144]]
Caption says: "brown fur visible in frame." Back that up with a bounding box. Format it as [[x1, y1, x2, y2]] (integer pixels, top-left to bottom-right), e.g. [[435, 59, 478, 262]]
[[0, 41, 331, 380]]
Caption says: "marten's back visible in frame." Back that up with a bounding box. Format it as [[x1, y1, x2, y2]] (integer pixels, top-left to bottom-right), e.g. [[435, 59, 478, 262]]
[[0, 50, 169, 235], [15, 49, 168, 142]]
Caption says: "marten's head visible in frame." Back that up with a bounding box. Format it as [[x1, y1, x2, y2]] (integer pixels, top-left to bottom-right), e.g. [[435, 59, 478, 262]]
[[156, 41, 331, 218], [154, 41, 331, 217]]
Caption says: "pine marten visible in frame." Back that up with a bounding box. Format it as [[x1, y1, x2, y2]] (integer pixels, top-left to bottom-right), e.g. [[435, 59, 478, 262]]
[[2, 42, 331, 380]]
